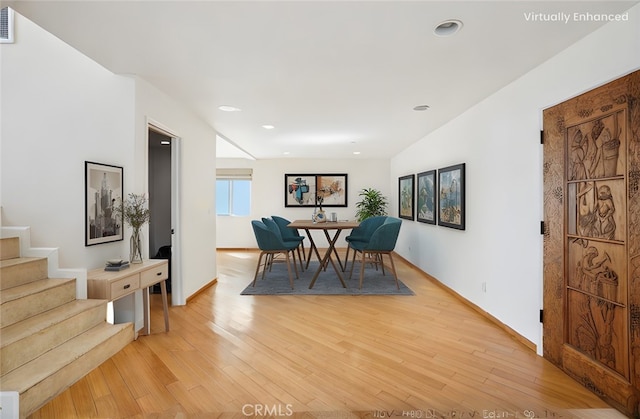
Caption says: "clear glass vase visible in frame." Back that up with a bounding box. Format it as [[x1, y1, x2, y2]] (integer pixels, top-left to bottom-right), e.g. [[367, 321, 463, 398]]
[[129, 229, 143, 264]]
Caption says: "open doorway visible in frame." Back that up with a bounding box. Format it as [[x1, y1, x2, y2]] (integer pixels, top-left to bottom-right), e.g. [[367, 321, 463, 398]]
[[148, 129, 173, 293], [147, 121, 184, 308], [146, 120, 183, 306]]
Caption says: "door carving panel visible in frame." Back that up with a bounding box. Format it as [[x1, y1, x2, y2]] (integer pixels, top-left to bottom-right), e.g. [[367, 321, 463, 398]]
[[543, 70, 640, 415]]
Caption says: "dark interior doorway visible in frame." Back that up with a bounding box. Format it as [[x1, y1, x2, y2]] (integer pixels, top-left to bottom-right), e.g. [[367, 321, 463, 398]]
[[148, 129, 172, 293]]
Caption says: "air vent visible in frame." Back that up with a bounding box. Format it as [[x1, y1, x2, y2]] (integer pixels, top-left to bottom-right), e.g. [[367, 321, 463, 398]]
[[1, 7, 14, 44]]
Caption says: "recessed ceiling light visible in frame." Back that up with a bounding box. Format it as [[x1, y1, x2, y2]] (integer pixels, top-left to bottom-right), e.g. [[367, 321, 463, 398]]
[[413, 105, 430, 111], [434, 19, 463, 37], [262, 125, 275, 130], [353, 151, 361, 155], [283, 151, 290, 155], [218, 105, 241, 112]]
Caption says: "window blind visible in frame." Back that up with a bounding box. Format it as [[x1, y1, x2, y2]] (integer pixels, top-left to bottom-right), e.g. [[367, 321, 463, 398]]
[[216, 168, 252, 180]]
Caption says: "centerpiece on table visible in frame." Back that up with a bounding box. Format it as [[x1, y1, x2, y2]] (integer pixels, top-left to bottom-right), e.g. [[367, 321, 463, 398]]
[[115, 193, 150, 263], [315, 195, 326, 223]]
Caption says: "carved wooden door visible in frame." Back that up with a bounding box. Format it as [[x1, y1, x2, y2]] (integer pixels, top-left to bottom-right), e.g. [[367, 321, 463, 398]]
[[543, 70, 640, 415]]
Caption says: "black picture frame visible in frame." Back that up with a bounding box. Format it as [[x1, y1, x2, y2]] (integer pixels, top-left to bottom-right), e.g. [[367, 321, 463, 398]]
[[417, 170, 437, 224], [85, 161, 124, 246], [438, 163, 465, 230], [285, 173, 348, 207], [398, 174, 415, 220]]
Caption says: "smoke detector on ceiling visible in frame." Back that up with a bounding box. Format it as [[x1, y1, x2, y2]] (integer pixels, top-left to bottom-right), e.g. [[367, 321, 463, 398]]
[[434, 19, 463, 37]]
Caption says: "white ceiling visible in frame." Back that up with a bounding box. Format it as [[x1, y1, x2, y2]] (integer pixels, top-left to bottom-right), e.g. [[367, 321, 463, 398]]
[[8, 1, 639, 159]]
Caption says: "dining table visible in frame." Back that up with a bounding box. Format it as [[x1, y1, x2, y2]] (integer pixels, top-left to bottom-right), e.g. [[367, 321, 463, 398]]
[[287, 219, 360, 288]]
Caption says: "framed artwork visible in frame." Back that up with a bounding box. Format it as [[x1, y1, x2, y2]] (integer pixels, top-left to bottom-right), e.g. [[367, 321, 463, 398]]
[[398, 174, 415, 220], [285, 174, 348, 207], [85, 161, 124, 246], [417, 170, 437, 224], [438, 163, 465, 230]]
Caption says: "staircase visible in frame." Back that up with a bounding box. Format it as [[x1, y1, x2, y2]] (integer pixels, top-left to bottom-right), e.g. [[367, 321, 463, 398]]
[[0, 236, 134, 418]]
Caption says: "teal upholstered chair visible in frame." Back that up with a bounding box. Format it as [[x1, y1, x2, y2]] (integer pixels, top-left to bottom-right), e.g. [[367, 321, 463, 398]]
[[344, 215, 387, 271], [348, 217, 402, 289], [262, 217, 304, 271], [251, 220, 298, 289], [271, 215, 306, 261]]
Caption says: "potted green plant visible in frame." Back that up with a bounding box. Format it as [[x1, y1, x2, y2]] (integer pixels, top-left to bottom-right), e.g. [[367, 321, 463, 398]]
[[114, 193, 150, 263], [355, 188, 388, 222]]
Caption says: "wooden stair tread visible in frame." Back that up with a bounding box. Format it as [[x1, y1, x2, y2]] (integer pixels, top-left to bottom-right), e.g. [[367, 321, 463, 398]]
[[0, 234, 138, 417], [0, 299, 106, 348], [1, 322, 133, 393], [0, 277, 74, 304]]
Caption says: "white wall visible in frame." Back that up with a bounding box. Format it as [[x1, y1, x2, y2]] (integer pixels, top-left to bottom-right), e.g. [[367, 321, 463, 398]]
[[0, 13, 218, 309], [135, 78, 218, 302], [216, 158, 391, 248], [391, 5, 640, 352], [1, 12, 135, 269]]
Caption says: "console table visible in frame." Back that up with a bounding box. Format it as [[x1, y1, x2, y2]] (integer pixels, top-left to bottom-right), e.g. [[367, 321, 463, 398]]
[[87, 259, 169, 336]]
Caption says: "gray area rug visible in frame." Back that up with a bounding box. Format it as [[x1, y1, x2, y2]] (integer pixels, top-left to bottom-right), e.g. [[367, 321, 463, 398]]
[[241, 260, 414, 295]]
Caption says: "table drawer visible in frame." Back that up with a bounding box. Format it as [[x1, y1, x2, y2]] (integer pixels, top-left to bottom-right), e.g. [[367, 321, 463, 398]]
[[110, 274, 140, 300], [140, 263, 168, 288]]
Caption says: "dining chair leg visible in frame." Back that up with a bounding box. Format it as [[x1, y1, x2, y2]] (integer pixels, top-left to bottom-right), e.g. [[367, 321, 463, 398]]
[[348, 248, 358, 279], [359, 251, 367, 289], [363, 253, 377, 271], [296, 246, 304, 271], [344, 245, 351, 272], [262, 253, 269, 280], [291, 250, 300, 279], [371, 253, 381, 271], [266, 253, 274, 272], [253, 252, 265, 286], [379, 253, 386, 276], [388, 252, 399, 289], [285, 252, 294, 289]]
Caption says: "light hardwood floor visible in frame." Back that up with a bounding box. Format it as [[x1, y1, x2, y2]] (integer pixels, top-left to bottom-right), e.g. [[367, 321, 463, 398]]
[[30, 250, 626, 418]]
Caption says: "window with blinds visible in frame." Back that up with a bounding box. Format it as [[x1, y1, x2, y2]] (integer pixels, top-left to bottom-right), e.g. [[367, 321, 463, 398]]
[[216, 168, 252, 216]]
